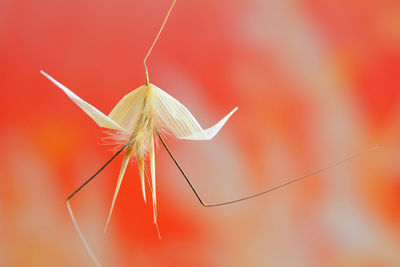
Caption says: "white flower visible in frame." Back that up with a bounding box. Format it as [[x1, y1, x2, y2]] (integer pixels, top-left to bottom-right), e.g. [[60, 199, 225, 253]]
[[40, 70, 237, 233]]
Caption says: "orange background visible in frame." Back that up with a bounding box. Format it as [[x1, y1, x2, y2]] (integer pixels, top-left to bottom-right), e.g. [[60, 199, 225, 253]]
[[1, 0, 399, 266]]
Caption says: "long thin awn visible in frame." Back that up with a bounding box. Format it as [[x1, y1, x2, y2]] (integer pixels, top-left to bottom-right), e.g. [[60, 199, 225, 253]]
[[42, 0, 377, 266]]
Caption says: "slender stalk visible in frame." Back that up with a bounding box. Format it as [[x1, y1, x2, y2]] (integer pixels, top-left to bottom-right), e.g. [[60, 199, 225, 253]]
[[157, 129, 377, 207], [66, 144, 127, 267], [143, 0, 177, 85]]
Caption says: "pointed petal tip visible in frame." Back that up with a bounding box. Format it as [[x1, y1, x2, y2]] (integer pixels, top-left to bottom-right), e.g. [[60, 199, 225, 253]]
[[104, 211, 114, 233], [177, 106, 238, 141], [228, 106, 239, 118], [156, 227, 162, 240], [40, 70, 124, 130], [40, 70, 52, 80], [141, 181, 147, 203], [143, 192, 147, 203], [104, 148, 133, 234], [103, 203, 114, 233], [40, 70, 49, 77], [138, 163, 147, 203], [229, 106, 239, 116], [40, 70, 56, 82], [103, 222, 110, 233]]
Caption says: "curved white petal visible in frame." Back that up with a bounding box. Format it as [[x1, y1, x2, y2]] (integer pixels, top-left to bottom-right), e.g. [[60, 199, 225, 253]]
[[137, 158, 147, 203], [104, 147, 133, 232], [108, 85, 147, 129], [151, 84, 237, 140], [41, 70, 123, 130], [179, 107, 238, 140]]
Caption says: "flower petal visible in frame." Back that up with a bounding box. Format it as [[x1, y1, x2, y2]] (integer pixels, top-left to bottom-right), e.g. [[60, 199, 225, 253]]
[[151, 84, 237, 140], [138, 157, 147, 203], [150, 133, 161, 239], [108, 85, 147, 129], [41, 70, 123, 130], [180, 107, 238, 140], [104, 147, 133, 232]]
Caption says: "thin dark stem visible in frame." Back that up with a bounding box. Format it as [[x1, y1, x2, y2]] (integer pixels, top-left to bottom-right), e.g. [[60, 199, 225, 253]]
[[156, 131, 208, 206], [157, 131, 377, 207], [66, 144, 128, 201], [66, 143, 128, 267]]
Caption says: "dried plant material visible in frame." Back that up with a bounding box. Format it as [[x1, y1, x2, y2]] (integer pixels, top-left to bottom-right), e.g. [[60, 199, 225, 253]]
[[41, 70, 238, 230], [41, 0, 377, 266]]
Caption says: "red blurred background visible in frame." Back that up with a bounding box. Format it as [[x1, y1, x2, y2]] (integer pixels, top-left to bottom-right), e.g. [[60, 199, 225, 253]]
[[1, 0, 399, 266]]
